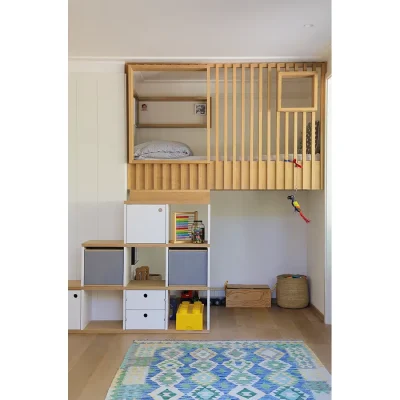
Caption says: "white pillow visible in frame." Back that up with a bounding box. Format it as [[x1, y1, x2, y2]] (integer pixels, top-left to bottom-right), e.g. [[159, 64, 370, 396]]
[[134, 140, 193, 159]]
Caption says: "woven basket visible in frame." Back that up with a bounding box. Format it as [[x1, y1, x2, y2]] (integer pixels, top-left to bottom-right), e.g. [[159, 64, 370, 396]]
[[276, 274, 309, 309]]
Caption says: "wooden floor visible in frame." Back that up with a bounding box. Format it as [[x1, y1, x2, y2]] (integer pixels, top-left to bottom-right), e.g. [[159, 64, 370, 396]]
[[68, 305, 331, 400]]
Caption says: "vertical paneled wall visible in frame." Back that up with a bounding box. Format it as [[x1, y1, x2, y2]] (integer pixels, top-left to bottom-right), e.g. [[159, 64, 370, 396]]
[[68, 72, 126, 279]]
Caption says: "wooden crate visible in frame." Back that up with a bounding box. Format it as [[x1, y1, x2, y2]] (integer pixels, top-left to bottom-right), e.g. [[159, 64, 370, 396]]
[[225, 282, 271, 308]]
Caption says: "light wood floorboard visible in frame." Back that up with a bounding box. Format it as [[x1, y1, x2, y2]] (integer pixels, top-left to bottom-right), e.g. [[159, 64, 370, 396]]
[[69, 305, 331, 400]]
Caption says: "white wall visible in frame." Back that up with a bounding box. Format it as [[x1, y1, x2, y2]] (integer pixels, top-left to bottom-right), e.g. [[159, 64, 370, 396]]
[[68, 70, 126, 279], [307, 191, 325, 313], [211, 191, 308, 294]]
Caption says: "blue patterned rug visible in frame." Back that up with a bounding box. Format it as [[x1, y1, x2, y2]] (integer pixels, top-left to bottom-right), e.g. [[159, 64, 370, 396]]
[[105, 341, 331, 399]]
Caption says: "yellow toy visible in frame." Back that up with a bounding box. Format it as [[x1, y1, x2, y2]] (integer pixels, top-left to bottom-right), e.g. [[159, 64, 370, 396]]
[[176, 301, 204, 330]]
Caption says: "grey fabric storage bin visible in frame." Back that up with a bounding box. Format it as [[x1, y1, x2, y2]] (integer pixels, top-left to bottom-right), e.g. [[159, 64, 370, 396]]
[[168, 249, 208, 286], [84, 249, 124, 285]]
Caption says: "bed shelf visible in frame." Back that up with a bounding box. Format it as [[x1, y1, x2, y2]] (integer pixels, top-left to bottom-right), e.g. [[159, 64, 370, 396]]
[[127, 62, 326, 190]]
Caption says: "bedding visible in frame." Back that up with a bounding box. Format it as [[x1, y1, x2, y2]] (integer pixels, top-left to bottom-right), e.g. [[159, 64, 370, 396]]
[[135, 154, 320, 161], [134, 140, 193, 159]]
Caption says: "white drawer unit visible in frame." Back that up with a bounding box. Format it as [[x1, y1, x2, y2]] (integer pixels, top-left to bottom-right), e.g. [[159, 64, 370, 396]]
[[68, 290, 81, 330], [125, 309, 165, 330], [125, 290, 166, 310], [125, 204, 166, 243]]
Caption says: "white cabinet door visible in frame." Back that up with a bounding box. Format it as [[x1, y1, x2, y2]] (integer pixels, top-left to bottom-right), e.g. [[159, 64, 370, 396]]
[[68, 291, 81, 330], [125, 290, 166, 310], [126, 205, 166, 243], [125, 309, 165, 330]]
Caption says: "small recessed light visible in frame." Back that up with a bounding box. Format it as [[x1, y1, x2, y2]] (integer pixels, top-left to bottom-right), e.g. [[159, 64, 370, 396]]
[[304, 24, 314, 28]]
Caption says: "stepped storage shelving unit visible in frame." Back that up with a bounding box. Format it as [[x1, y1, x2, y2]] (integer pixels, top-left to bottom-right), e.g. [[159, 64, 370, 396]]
[[68, 194, 211, 334]]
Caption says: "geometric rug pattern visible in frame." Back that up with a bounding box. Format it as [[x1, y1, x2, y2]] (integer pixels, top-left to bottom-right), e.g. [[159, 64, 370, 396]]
[[105, 341, 331, 399]]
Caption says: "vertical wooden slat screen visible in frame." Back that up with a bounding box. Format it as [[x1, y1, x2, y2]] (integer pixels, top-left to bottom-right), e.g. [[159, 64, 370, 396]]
[[241, 66, 245, 189], [293, 112, 298, 189], [320, 63, 326, 189], [267, 65, 272, 189], [223, 65, 230, 188], [127, 66, 134, 162], [224, 65, 228, 162], [207, 66, 211, 162], [258, 65, 263, 187], [302, 112, 307, 188], [233, 65, 237, 188], [250, 65, 255, 162], [311, 63, 317, 189], [215, 65, 220, 162], [284, 112, 290, 189], [249, 64, 255, 188], [284, 63, 290, 189]]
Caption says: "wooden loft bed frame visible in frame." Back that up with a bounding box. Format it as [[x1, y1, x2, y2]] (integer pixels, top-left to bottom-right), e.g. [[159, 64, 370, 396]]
[[126, 62, 326, 196]]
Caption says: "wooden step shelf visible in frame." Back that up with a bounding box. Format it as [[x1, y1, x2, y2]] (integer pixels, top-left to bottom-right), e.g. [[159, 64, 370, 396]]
[[68, 280, 213, 291], [125, 280, 166, 290], [81, 240, 210, 248]]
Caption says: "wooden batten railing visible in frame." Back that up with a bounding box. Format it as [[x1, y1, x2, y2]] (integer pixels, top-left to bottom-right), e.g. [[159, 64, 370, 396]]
[[126, 62, 326, 192]]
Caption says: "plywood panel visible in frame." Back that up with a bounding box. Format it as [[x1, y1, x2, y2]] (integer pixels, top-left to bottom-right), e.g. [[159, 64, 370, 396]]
[[223, 161, 233, 189], [180, 164, 189, 190], [215, 161, 224, 189], [171, 164, 180, 190], [259, 161, 267, 190], [302, 161, 311, 190], [276, 162, 285, 189], [207, 162, 215, 190], [135, 164, 145, 190], [198, 164, 207, 190], [144, 164, 153, 190], [267, 162, 276, 189], [241, 162, 250, 190], [296, 163, 303, 189], [153, 164, 162, 190], [162, 164, 170, 190], [250, 162, 258, 189], [313, 162, 321, 190], [234, 162, 241, 189], [189, 164, 197, 190]]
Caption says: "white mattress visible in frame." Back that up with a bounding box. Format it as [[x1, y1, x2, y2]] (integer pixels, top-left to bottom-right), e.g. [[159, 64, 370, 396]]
[[140, 154, 320, 162]]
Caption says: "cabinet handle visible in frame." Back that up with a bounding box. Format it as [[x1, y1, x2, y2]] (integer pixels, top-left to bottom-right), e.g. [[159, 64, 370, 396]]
[[144, 293, 148, 298], [74, 294, 78, 298], [144, 313, 148, 318], [158, 208, 163, 212]]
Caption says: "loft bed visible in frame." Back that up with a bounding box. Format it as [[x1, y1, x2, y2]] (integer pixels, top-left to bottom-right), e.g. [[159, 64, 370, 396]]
[[126, 63, 326, 194]]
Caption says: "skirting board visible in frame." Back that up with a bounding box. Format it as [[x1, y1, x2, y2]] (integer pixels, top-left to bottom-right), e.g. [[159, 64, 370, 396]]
[[272, 299, 325, 323], [309, 303, 325, 323]]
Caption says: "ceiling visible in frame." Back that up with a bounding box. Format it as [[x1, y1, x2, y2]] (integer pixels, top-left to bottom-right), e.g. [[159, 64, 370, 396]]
[[68, 0, 331, 61]]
